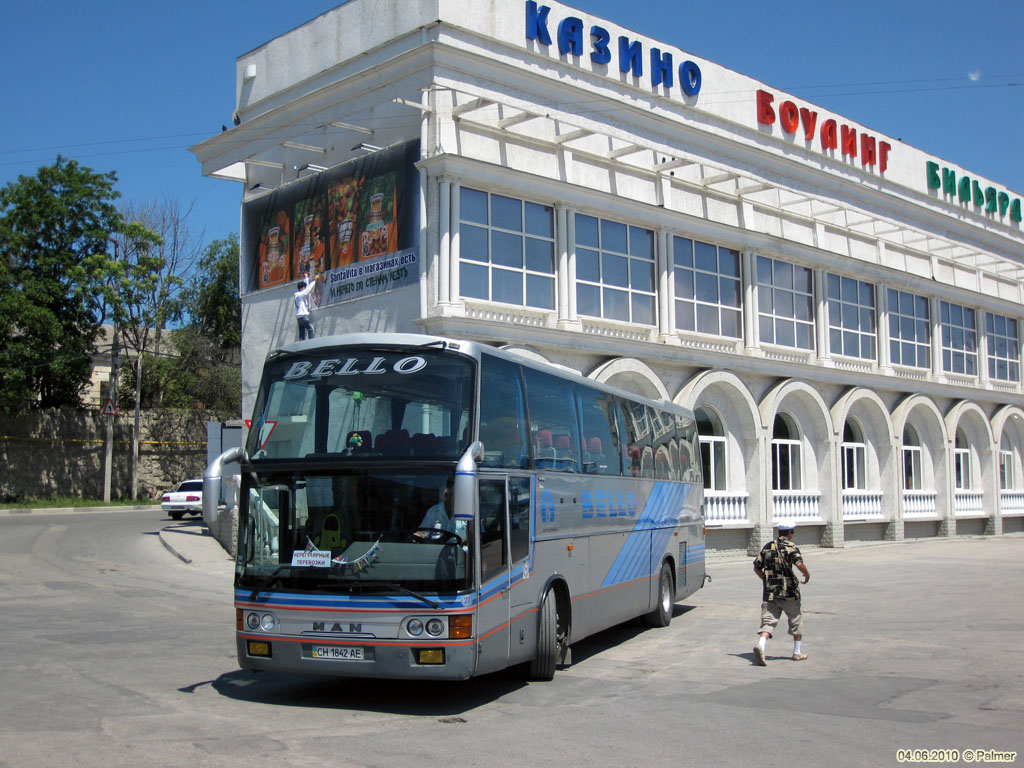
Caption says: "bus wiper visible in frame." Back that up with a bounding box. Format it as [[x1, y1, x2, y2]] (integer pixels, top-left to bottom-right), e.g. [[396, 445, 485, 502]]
[[249, 565, 290, 600], [347, 580, 440, 609]]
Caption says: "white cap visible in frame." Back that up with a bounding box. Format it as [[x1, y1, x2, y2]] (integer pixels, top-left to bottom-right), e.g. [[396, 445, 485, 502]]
[[776, 520, 796, 532]]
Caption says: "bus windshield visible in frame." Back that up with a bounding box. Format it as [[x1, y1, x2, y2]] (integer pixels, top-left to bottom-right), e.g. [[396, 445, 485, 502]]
[[237, 468, 473, 595], [246, 347, 474, 461]]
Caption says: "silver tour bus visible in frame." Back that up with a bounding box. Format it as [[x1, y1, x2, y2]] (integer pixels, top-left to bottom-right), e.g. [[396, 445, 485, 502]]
[[205, 333, 705, 680]]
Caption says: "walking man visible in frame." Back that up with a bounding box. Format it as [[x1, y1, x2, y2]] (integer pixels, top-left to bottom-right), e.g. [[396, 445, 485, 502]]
[[294, 272, 323, 340], [753, 521, 810, 665]]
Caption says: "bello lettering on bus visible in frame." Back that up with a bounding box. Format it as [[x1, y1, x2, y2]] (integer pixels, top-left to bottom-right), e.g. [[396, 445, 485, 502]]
[[581, 489, 638, 519], [283, 356, 427, 380], [525, 1, 702, 98]]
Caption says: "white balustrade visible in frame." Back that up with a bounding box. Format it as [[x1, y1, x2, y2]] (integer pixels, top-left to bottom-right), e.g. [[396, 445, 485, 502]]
[[703, 491, 749, 524], [954, 490, 985, 516], [902, 491, 937, 518], [1000, 490, 1024, 517], [842, 490, 883, 520], [772, 490, 822, 522]]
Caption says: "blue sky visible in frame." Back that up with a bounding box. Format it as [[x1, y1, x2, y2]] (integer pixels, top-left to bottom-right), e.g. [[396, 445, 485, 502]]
[[2, 0, 1021, 251]]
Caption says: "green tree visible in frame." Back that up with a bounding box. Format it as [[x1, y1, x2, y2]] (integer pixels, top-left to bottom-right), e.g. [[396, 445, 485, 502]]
[[186, 233, 241, 349], [119, 234, 242, 417], [0, 157, 122, 415], [141, 328, 241, 418]]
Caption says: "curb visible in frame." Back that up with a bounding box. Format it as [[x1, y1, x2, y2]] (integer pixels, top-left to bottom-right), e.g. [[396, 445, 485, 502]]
[[158, 529, 192, 565], [0, 505, 162, 517]]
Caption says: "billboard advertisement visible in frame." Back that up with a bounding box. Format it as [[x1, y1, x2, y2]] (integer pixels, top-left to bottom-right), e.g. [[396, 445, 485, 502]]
[[244, 140, 419, 302]]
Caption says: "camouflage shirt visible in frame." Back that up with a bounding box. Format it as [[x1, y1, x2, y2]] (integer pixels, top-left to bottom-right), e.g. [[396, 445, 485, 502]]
[[754, 536, 803, 601]]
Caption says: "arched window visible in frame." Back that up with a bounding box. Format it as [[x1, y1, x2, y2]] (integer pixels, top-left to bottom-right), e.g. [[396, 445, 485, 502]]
[[1000, 434, 1015, 491], [695, 406, 726, 491], [954, 428, 971, 490], [902, 424, 923, 491], [771, 413, 801, 491], [841, 419, 866, 490]]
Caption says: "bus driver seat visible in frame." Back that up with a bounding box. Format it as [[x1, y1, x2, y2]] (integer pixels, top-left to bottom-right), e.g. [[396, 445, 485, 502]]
[[315, 513, 346, 551]]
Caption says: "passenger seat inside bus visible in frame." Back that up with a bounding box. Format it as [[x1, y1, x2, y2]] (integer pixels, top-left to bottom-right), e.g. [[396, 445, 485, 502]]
[[410, 432, 438, 455], [375, 428, 410, 456], [584, 437, 605, 473]]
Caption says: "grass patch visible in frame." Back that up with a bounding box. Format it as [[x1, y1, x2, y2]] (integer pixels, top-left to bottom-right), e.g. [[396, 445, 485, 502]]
[[0, 496, 160, 510]]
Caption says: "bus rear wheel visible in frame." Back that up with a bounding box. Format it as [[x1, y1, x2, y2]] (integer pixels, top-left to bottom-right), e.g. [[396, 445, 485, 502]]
[[529, 588, 564, 680], [644, 562, 675, 627]]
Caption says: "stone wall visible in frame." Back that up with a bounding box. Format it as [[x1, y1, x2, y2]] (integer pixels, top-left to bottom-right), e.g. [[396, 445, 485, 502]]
[[0, 407, 208, 500]]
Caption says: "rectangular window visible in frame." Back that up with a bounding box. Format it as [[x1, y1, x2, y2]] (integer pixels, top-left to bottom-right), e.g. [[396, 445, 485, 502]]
[[903, 446, 922, 491], [940, 301, 977, 376], [1000, 449, 1014, 491], [673, 237, 742, 338], [842, 442, 866, 489], [699, 436, 726, 491], [757, 256, 814, 351], [459, 188, 555, 310], [576, 214, 656, 325], [771, 440, 801, 490], [888, 289, 931, 369], [954, 447, 971, 490], [827, 274, 875, 359], [986, 312, 1020, 382]]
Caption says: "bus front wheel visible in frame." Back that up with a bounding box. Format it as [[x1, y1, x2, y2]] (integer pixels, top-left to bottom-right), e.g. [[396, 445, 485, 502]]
[[529, 588, 564, 680], [644, 562, 675, 628]]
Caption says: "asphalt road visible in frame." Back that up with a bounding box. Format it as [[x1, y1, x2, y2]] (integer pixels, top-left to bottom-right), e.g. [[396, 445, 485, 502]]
[[0, 509, 1021, 767]]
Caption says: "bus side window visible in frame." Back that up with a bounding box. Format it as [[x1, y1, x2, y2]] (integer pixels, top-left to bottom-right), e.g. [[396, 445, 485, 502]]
[[509, 477, 531, 563], [523, 367, 580, 472], [479, 357, 527, 469], [576, 386, 620, 476], [479, 480, 507, 583], [676, 414, 701, 484]]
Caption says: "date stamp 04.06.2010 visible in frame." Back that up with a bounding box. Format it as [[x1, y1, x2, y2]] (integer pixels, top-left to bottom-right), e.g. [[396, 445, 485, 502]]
[[897, 749, 1017, 764]]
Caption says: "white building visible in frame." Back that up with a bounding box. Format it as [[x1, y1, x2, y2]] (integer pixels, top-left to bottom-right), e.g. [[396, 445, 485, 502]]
[[191, 0, 1024, 553]]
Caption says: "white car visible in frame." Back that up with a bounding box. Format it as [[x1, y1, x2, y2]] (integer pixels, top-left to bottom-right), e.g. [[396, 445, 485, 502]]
[[162, 479, 203, 520]]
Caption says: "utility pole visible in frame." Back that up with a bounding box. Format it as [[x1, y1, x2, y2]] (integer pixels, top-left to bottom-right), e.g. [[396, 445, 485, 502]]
[[103, 238, 119, 503], [132, 351, 142, 499]]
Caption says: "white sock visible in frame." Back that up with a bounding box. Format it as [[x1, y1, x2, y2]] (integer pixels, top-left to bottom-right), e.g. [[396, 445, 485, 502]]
[[793, 640, 802, 654], [757, 636, 767, 651]]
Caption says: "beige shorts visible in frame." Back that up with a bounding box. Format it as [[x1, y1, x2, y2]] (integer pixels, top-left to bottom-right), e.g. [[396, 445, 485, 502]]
[[758, 598, 803, 637]]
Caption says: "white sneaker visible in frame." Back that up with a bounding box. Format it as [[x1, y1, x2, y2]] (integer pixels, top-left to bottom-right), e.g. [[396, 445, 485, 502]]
[[792, 652, 807, 661], [753, 645, 766, 666]]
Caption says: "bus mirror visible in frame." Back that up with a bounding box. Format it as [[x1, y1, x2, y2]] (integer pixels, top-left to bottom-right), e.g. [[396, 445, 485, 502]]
[[454, 441, 484, 526], [204, 446, 244, 524]]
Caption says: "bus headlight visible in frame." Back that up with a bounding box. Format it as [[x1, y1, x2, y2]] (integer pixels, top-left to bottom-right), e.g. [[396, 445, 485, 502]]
[[260, 613, 277, 632], [406, 618, 424, 637], [425, 618, 445, 637], [246, 612, 261, 630]]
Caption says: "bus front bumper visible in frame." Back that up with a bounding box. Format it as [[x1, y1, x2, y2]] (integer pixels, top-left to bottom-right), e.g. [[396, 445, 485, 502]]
[[236, 634, 477, 680]]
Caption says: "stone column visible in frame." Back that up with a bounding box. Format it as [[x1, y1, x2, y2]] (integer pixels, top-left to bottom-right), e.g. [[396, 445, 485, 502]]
[[815, 268, 832, 366], [743, 249, 760, 355], [449, 178, 462, 305], [877, 282, 893, 374], [438, 176, 452, 305]]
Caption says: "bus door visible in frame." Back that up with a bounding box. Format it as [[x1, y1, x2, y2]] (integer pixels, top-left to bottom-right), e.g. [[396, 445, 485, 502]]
[[474, 474, 532, 676]]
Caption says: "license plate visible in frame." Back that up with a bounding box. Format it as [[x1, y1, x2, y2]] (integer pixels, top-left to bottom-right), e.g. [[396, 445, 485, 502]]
[[312, 645, 364, 660]]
